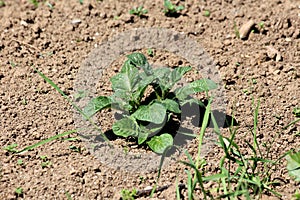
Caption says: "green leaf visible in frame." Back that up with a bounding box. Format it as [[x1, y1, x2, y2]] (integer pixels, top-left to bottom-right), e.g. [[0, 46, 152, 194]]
[[175, 78, 217, 100], [153, 68, 171, 79], [163, 0, 184, 14], [180, 98, 205, 107], [163, 66, 192, 91], [176, 5, 184, 11], [127, 52, 153, 75], [120, 59, 138, 75], [132, 73, 155, 101], [171, 66, 192, 84], [111, 73, 133, 93], [164, 0, 174, 12], [132, 102, 166, 124], [293, 107, 300, 117], [3, 143, 18, 153], [160, 99, 181, 113], [127, 52, 147, 66], [286, 152, 300, 182], [83, 96, 111, 118], [147, 133, 173, 154], [110, 94, 133, 111], [190, 78, 218, 92], [153, 66, 192, 95], [138, 126, 150, 144], [112, 116, 140, 137], [17, 129, 79, 154], [153, 68, 172, 93]]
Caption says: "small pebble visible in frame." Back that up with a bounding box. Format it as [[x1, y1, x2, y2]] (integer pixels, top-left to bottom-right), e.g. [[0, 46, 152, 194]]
[[275, 53, 282, 62], [285, 38, 292, 42], [273, 70, 281, 75], [223, 39, 231, 46], [144, 186, 152, 191], [20, 20, 28, 27], [71, 19, 82, 25], [266, 46, 278, 59], [266, 46, 282, 61]]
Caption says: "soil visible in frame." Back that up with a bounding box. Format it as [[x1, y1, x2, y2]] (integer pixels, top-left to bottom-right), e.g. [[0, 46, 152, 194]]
[[0, 0, 299, 199]]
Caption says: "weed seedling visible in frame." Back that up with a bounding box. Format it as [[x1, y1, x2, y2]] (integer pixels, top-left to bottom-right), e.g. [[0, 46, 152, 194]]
[[3, 143, 18, 153], [121, 188, 137, 200], [21, 98, 28, 105], [258, 21, 265, 31], [293, 190, 300, 200], [293, 107, 300, 117], [17, 159, 23, 165], [0, 1, 5, 7], [83, 52, 217, 154], [29, 0, 38, 7], [69, 145, 84, 153], [234, 21, 240, 39], [129, 6, 148, 17], [65, 191, 73, 200], [180, 99, 285, 199], [251, 78, 257, 84], [9, 61, 17, 67], [163, 0, 184, 16], [203, 10, 210, 17], [15, 187, 23, 197], [147, 48, 154, 57], [40, 155, 51, 168], [286, 151, 300, 182]]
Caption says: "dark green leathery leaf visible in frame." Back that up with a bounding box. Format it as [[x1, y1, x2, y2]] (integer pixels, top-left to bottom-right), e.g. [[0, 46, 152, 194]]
[[147, 133, 173, 154]]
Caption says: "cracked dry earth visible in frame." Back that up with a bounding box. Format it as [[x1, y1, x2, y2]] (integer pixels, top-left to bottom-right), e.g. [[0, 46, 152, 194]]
[[0, 0, 299, 199]]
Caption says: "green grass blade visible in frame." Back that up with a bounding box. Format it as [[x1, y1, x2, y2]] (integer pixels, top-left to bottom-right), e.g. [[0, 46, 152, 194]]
[[176, 178, 181, 200], [34, 68, 110, 143], [202, 173, 227, 182], [17, 129, 79, 154], [252, 98, 262, 156], [283, 118, 300, 130], [196, 98, 211, 168], [65, 191, 73, 200], [34, 68, 88, 119], [150, 145, 173, 197], [210, 112, 221, 135], [185, 170, 193, 200]]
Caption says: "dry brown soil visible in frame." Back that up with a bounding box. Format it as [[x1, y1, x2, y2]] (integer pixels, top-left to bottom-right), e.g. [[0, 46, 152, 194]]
[[0, 0, 299, 199]]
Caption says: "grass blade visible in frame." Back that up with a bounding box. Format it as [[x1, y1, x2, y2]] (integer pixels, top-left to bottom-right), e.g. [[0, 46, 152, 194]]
[[17, 129, 79, 154], [176, 177, 181, 200], [34, 68, 110, 143], [185, 170, 193, 200], [34, 68, 88, 119]]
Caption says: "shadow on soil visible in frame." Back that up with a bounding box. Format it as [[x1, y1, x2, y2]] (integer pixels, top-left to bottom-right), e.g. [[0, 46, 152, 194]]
[[93, 100, 238, 156]]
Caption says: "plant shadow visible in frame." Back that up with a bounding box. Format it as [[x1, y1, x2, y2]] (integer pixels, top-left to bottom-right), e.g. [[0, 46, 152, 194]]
[[93, 100, 238, 157]]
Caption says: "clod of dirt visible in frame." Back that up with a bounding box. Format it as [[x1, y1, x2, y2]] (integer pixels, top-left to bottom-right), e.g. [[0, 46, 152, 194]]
[[120, 13, 134, 23], [266, 46, 282, 61], [239, 20, 255, 40]]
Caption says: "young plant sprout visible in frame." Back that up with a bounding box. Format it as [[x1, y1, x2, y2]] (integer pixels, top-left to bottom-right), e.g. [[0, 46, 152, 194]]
[[83, 52, 217, 154], [163, 0, 184, 16], [129, 6, 148, 17]]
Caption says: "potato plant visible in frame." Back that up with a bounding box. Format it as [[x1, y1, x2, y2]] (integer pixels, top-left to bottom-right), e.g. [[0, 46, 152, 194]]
[[83, 53, 217, 154]]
